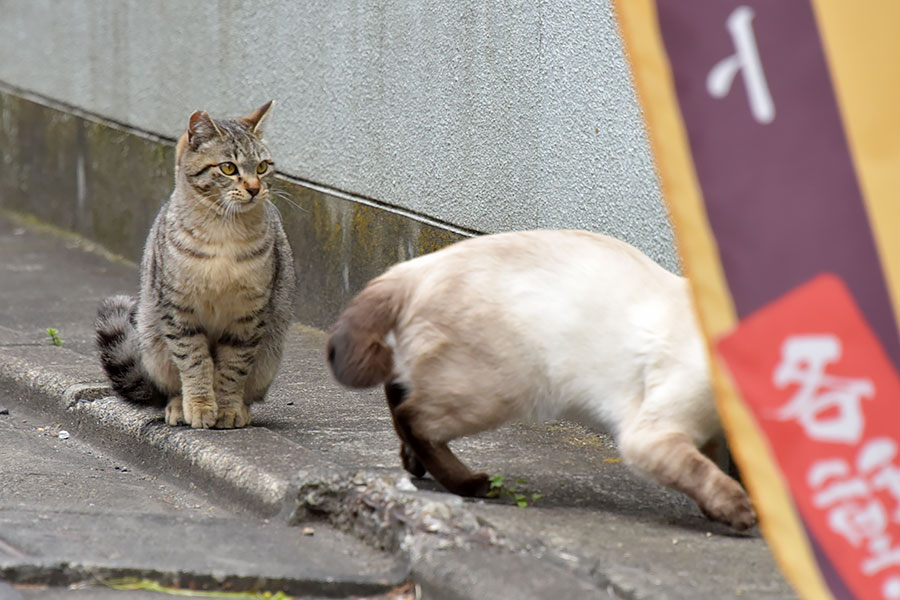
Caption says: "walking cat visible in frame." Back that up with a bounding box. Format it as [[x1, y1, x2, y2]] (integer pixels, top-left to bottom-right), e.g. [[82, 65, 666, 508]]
[[327, 230, 756, 530], [96, 102, 295, 429]]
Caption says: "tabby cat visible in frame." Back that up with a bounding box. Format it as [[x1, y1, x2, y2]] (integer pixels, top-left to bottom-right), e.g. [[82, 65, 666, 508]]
[[327, 230, 756, 530], [96, 102, 295, 429]]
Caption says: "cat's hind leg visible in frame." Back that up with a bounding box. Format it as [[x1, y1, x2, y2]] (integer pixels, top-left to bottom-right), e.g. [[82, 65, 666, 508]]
[[140, 331, 195, 427], [223, 313, 289, 429], [399, 441, 426, 478], [618, 427, 756, 530], [385, 382, 490, 497]]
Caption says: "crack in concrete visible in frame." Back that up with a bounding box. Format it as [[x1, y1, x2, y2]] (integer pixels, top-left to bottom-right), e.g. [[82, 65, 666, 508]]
[[279, 469, 625, 597], [62, 383, 111, 409]]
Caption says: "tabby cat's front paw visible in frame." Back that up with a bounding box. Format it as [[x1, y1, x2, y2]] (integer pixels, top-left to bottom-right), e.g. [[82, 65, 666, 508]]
[[183, 396, 217, 429], [214, 404, 251, 429], [165, 396, 184, 426]]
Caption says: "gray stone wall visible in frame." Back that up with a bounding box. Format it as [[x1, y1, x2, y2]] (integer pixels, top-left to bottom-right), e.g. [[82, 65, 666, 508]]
[[0, 0, 677, 271]]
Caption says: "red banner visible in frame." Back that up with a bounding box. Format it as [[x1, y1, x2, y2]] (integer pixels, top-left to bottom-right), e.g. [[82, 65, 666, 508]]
[[718, 274, 900, 599]]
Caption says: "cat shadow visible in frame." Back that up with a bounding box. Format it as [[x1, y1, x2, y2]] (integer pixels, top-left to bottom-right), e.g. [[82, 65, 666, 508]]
[[406, 473, 758, 539], [155, 417, 755, 538]]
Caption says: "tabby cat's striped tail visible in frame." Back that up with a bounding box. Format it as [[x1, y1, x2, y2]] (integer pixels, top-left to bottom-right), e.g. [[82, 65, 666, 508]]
[[96, 295, 166, 407]]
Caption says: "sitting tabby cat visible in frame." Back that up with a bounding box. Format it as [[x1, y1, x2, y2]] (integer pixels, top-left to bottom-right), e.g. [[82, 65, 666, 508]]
[[327, 230, 756, 530], [96, 102, 295, 429]]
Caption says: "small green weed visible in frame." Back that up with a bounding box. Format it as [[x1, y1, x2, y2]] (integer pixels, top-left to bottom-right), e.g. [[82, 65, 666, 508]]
[[47, 327, 64, 347], [487, 473, 543, 508]]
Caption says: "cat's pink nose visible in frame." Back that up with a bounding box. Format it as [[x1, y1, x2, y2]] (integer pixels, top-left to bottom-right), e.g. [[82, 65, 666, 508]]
[[245, 181, 260, 197]]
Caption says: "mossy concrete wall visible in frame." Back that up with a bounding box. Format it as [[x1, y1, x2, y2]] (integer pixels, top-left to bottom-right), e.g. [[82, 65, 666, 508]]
[[0, 90, 462, 329], [0, 92, 173, 262]]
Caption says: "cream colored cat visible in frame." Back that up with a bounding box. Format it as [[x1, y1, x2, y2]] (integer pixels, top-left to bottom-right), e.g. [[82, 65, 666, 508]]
[[327, 229, 755, 530]]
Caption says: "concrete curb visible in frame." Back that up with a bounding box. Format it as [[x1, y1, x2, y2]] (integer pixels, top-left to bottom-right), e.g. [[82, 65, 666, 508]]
[[0, 343, 290, 515], [0, 342, 618, 599]]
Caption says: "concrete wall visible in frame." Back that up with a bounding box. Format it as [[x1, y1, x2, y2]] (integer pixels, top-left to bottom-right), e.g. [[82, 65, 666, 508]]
[[0, 0, 676, 270]]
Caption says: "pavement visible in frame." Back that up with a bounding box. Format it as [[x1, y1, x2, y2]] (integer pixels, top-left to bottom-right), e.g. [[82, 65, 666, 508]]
[[0, 212, 797, 599], [0, 399, 410, 600]]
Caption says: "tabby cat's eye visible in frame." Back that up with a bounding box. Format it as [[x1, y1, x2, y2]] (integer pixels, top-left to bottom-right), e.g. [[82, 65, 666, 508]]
[[256, 162, 269, 175], [219, 162, 237, 176]]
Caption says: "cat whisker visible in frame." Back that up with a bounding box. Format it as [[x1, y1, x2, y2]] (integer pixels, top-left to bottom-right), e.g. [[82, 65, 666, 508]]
[[264, 198, 283, 220], [202, 196, 222, 221], [269, 191, 306, 214], [225, 200, 238, 227]]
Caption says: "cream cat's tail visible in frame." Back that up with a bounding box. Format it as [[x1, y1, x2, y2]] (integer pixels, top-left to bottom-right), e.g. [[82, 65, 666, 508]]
[[96, 295, 167, 406], [327, 277, 404, 388]]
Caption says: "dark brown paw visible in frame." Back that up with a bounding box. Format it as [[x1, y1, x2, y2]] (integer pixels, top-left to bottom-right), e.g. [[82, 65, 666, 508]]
[[700, 485, 758, 531], [722, 500, 757, 531], [451, 472, 492, 498], [400, 443, 426, 478]]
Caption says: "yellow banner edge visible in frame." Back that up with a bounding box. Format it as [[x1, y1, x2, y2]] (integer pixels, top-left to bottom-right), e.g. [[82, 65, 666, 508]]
[[810, 0, 900, 339]]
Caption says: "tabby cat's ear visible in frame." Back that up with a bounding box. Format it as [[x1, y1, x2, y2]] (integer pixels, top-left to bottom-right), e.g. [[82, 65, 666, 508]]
[[240, 100, 274, 135], [187, 110, 223, 149]]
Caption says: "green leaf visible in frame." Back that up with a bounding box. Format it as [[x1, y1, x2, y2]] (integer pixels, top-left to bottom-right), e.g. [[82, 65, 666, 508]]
[[47, 328, 63, 347]]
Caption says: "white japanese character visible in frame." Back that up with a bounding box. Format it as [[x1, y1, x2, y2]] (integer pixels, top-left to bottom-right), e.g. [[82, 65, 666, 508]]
[[864, 535, 900, 575], [808, 459, 867, 508], [827, 499, 887, 548], [706, 5, 775, 124], [807, 437, 900, 586], [883, 575, 900, 599], [862, 439, 900, 521], [773, 334, 873, 444], [809, 438, 900, 514]]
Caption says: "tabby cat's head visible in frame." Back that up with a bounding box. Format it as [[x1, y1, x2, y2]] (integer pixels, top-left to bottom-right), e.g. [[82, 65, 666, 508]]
[[175, 101, 275, 215]]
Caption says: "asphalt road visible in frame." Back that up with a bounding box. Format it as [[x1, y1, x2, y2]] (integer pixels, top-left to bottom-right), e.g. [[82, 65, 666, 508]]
[[0, 397, 412, 599]]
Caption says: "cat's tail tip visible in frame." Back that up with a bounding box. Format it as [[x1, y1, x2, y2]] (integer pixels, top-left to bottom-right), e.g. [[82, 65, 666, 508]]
[[327, 278, 401, 389]]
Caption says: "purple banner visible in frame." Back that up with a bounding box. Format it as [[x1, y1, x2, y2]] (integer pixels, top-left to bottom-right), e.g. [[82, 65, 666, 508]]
[[656, 0, 900, 368]]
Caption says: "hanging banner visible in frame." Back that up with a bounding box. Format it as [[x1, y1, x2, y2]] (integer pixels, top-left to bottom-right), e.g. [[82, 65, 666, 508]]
[[614, 2, 900, 598]]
